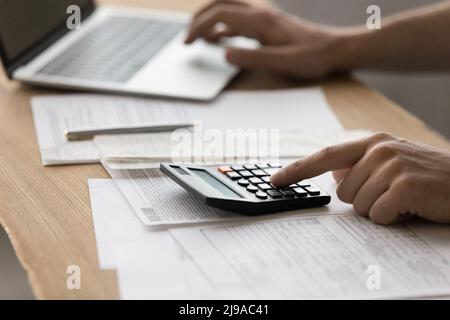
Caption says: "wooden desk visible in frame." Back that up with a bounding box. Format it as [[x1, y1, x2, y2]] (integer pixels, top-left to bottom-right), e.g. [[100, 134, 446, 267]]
[[0, 0, 449, 300]]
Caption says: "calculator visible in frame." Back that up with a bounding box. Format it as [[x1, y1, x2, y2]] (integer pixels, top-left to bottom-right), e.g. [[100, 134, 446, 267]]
[[160, 163, 331, 215]]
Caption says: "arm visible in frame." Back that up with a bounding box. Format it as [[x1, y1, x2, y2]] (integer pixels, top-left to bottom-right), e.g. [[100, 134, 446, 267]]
[[185, 0, 450, 77], [343, 1, 450, 71]]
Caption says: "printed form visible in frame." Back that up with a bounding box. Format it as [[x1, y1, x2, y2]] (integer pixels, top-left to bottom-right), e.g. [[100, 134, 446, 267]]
[[31, 94, 192, 165], [104, 166, 249, 226], [170, 215, 450, 299], [110, 220, 218, 299], [88, 179, 216, 299], [88, 178, 450, 299]]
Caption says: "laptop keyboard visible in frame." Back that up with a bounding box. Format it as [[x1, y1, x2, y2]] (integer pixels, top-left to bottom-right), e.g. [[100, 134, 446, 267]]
[[37, 16, 185, 83]]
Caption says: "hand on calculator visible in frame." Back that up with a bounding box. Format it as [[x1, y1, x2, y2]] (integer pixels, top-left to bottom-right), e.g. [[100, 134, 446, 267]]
[[271, 133, 450, 225], [161, 162, 330, 215]]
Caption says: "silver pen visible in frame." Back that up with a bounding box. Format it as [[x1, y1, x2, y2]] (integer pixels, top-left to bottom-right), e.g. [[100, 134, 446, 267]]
[[64, 121, 196, 141]]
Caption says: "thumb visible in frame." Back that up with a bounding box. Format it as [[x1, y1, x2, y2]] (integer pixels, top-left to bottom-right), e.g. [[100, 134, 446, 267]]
[[332, 169, 349, 183]]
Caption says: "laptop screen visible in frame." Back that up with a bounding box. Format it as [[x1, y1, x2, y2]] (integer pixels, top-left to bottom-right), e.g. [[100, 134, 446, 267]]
[[0, 0, 94, 72]]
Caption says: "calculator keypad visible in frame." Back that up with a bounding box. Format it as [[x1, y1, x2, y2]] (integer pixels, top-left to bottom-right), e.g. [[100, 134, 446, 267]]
[[258, 183, 272, 191], [239, 170, 253, 178], [261, 176, 271, 183], [262, 167, 281, 176], [292, 187, 308, 197], [251, 170, 267, 177], [220, 163, 324, 200], [267, 189, 282, 199], [255, 191, 268, 199], [226, 171, 241, 180], [237, 179, 249, 187], [249, 177, 263, 185], [279, 188, 296, 197]]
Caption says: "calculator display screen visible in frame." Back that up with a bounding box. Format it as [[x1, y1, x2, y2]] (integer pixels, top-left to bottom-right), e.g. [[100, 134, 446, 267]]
[[189, 169, 242, 199]]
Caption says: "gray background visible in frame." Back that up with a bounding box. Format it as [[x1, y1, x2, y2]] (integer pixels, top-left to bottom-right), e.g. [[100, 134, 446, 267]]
[[276, 0, 450, 138], [1, 0, 449, 300]]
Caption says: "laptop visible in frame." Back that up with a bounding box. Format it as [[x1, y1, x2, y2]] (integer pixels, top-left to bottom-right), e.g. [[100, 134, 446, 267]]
[[0, 0, 243, 100]]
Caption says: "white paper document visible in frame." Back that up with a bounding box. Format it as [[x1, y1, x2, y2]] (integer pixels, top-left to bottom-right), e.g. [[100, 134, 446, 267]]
[[170, 215, 450, 299], [31, 95, 193, 165], [95, 129, 370, 165], [88, 178, 450, 299], [87, 175, 350, 299], [111, 220, 217, 299], [88, 179, 216, 299], [31, 88, 342, 165], [104, 166, 250, 226], [88, 179, 136, 269]]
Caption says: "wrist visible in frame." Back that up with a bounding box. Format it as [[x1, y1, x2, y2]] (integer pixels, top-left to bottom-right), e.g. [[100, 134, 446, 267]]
[[327, 27, 378, 72]]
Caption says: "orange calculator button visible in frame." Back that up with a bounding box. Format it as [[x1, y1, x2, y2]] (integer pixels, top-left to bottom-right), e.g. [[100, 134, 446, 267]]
[[218, 166, 232, 173]]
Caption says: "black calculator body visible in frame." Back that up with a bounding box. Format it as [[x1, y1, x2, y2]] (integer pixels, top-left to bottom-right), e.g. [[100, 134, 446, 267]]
[[160, 163, 331, 215]]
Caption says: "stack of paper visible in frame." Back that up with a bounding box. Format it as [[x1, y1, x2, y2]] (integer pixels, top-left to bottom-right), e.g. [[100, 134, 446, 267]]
[[89, 173, 450, 299], [96, 129, 371, 167], [31, 87, 344, 165]]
